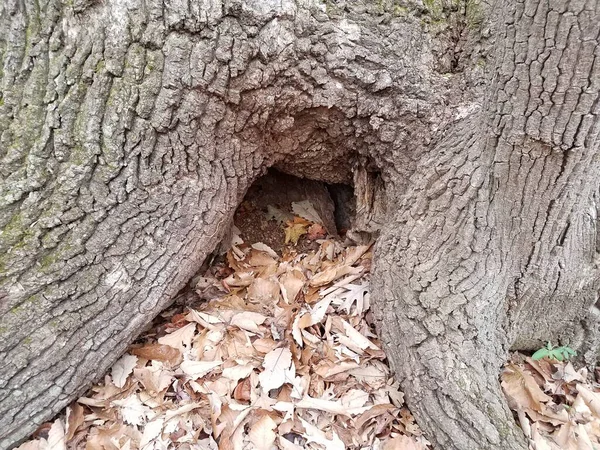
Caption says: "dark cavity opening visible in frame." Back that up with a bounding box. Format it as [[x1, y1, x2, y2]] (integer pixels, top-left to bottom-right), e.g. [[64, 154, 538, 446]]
[[233, 168, 356, 253]]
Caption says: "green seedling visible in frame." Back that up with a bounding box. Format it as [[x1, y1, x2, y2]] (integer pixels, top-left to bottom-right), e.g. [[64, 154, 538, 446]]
[[532, 342, 577, 362]]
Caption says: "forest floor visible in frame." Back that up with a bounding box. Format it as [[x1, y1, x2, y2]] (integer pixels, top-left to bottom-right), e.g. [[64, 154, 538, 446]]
[[17, 197, 600, 450]]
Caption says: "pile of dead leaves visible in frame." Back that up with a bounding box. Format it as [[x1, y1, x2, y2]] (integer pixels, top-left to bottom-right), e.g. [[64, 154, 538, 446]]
[[502, 354, 600, 449], [20, 236, 429, 450]]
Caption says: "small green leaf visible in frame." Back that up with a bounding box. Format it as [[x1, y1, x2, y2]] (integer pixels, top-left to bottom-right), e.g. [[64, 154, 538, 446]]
[[532, 348, 550, 360], [532, 343, 576, 361]]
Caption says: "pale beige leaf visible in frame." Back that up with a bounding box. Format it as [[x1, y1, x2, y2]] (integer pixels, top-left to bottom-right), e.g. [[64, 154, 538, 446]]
[[46, 419, 66, 450], [266, 205, 293, 224], [349, 363, 388, 388], [112, 395, 150, 426], [296, 395, 369, 416], [248, 278, 280, 303], [299, 417, 345, 450], [553, 420, 579, 450], [259, 347, 292, 392], [230, 311, 268, 334], [222, 364, 255, 382], [577, 384, 600, 417], [343, 245, 371, 266], [134, 363, 174, 393], [341, 318, 379, 350], [180, 360, 222, 380], [111, 354, 138, 388], [382, 435, 423, 450], [292, 200, 323, 225], [249, 250, 278, 267], [340, 389, 370, 409], [186, 309, 224, 325], [253, 338, 278, 354], [531, 422, 556, 450], [248, 415, 277, 450], [140, 418, 164, 448], [252, 242, 279, 258], [157, 323, 196, 352], [279, 272, 304, 303]]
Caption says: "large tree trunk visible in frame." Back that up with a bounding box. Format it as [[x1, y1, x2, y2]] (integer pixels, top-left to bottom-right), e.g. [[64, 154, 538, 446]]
[[0, 0, 598, 449]]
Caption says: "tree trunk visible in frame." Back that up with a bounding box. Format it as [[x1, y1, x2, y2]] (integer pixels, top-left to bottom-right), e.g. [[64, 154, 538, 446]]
[[0, 0, 598, 449]]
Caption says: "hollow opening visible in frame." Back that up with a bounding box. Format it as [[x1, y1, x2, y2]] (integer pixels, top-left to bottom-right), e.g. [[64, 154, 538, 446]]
[[232, 168, 357, 253]]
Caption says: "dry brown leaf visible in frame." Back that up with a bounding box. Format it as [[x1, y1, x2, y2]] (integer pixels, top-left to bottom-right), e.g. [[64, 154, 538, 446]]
[[279, 272, 305, 303], [230, 311, 268, 334], [249, 250, 278, 267], [299, 417, 345, 450], [140, 418, 164, 448], [355, 404, 397, 431], [130, 343, 181, 364], [65, 403, 85, 441], [134, 363, 174, 394], [309, 265, 362, 287], [292, 200, 323, 225], [501, 363, 551, 413]]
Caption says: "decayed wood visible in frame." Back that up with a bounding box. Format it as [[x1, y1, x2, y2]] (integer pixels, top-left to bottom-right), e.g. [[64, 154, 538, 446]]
[[0, 0, 599, 449]]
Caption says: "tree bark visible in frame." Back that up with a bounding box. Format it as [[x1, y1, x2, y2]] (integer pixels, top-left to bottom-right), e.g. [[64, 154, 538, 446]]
[[373, 1, 600, 449], [0, 0, 598, 449]]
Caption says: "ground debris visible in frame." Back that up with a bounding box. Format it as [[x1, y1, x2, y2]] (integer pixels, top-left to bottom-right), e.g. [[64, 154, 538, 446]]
[[20, 228, 428, 449], [502, 353, 600, 449]]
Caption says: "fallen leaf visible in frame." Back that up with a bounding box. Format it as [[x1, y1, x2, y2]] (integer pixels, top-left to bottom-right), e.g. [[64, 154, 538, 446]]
[[65, 403, 85, 441], [130, 343, 181, 364], [180, 360, 222, 380], [299, 417, 345, 450], [259, 347, 293, 392], [111, 395, 150, 426], [310, 265, 362, 287], [157, 323, 196, 353], [251, 242, 279, 258], [307, 223, 327, 240], [383, 435, 422, 450], [501, 363, 551, 413], [266, 205, 293, 224], [284, 221, 309, 245], [247, 279, 280, 303], [47, 419, 66, 450], [111, 354, 138, 388], [222, 364, 255, 382], [292, 200, 323, 225], [140, 418, 164, 448], [248, 415, 277, 450]]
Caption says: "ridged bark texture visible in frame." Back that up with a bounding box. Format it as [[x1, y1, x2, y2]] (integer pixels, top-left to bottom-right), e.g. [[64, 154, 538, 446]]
[[0, 0, 443, 447], [1, 0, 599, 449], [373, 1, 600, 449]]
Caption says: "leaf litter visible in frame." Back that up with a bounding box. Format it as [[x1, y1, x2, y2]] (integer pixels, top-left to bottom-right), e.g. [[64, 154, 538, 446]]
[[501, 353, 600, 449], [20, 201, 600, 450], [20, 205, 429, 450]]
